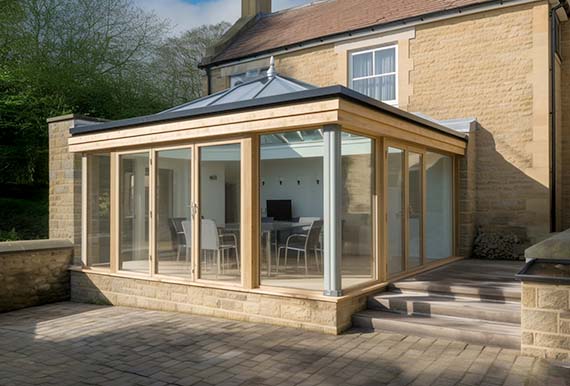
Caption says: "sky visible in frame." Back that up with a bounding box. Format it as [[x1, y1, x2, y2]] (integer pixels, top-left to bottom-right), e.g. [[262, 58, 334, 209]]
[[136, 0, 313, 35]]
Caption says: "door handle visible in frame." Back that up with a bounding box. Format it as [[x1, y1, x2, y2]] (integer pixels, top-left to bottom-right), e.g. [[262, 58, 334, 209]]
[[191, 202, 199, 219]]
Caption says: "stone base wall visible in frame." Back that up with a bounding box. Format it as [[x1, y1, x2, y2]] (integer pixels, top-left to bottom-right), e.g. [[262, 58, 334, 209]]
[[71, 270, 367, 334], [0, 240, 73, 313], [521, 282, 570, 361]]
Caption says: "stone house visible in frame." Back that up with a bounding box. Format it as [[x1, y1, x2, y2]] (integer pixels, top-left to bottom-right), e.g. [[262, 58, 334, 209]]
[[202, 0, 570, 244], [46, 0, 570, 337]]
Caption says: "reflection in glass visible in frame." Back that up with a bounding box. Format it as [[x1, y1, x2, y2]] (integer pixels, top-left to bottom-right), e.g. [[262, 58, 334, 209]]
[[426, 152, 453, 260], [199, 144, 241, 282], [341, 133, 374, 288], [408, 152, 422, 269], [259, 130, 324, 290], [87, 154, 110, 268], [156, 148, 192, 279], [387, 147, 404, 275], [119, 152, 150, 273]]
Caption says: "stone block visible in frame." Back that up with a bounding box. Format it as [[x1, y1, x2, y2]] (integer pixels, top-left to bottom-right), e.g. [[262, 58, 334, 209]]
[[521, 309, 558, 333], [537, 287, 568, 310], [534, 333, 570, 350]]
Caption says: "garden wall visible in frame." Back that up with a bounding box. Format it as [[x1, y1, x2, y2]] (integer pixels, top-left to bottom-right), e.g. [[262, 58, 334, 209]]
[[0, 239, 73, 312]]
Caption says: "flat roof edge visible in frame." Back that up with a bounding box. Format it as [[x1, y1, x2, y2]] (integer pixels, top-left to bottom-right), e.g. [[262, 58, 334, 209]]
[[70, 86, 468, 141]]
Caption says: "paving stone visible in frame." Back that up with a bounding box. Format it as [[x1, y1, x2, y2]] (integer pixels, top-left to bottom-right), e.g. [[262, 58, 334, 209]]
[[0, 303, 569, 386]]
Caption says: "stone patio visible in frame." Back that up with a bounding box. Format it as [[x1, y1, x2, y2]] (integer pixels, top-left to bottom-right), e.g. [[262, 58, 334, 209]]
[[0, 303, 568, 386]]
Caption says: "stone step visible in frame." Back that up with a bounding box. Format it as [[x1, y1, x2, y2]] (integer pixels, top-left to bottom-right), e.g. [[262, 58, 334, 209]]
[[352, 310, 521, 349], [389, 280, 521, 301], [368, 291, 521, 324]]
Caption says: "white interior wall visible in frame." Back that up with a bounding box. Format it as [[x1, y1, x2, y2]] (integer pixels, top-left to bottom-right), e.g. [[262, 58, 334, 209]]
[[260, 158, 323, 218]]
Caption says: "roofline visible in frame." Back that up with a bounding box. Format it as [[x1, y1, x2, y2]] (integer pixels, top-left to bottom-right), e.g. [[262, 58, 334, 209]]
[[70, 85, 468, 141], [203, 0, 540, 68]]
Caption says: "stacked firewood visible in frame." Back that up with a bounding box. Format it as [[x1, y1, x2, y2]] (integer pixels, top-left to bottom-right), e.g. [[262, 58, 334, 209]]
[[472, 230, 525, 260]]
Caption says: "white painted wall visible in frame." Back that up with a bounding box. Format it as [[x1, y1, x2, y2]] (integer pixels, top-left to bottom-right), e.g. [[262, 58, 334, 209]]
[[260, 157, 323, 218]]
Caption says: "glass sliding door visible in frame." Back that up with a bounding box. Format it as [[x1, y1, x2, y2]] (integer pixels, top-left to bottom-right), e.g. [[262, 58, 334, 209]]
[[156, 148, 192, 279], [86, 154, 111, 269], [199, 143, 241, 283], [387, 147, 404, 276], [426, 152, 454, 261], [119, 152, 150, 273], [341, 132, 374, 288], [259, 129, 324, 290], [407, 152, 423, 269]]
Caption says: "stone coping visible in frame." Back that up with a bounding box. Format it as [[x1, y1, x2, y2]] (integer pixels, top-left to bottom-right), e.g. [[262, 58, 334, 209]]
[[0, 239, 73, 254], [525, 228, 570, 260]]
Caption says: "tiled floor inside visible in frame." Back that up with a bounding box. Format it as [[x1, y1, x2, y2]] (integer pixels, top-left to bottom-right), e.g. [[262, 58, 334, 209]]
[[0, 302, 568, 386]]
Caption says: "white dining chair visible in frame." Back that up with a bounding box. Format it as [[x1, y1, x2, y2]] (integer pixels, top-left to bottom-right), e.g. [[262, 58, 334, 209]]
[[201, 219, 239, 275]]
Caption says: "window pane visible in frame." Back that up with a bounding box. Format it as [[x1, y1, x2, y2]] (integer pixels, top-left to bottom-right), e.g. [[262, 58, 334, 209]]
[[199, 144, 241, 283], [119, 152, 150, 273], [260, 130, 324, 290], [375, 47, 396, 74], [352, 52, 373, 78], [408, 152, 422, 269], [156, 148, 192, 279], [380, 75, 396, 102], [426, 152, 453, 260], [353, 76, 396, 102], [352, 78, 375, 99], [87, 154, 110, 269], [342, 133, 374, 289], [387, 147, 404, 275]]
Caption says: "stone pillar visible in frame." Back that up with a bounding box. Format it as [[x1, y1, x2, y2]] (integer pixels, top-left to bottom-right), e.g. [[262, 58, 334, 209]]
[[323, 125, 342, 297], [48, 114, 104, 265]]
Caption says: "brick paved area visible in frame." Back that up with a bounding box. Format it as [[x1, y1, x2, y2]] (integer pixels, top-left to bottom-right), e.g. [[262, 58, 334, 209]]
[[0, 303, 568, 386]]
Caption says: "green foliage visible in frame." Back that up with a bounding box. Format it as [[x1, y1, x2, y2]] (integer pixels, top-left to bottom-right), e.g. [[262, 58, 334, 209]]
[[0, 185, 49, 240], [0, 0, 229, 239]]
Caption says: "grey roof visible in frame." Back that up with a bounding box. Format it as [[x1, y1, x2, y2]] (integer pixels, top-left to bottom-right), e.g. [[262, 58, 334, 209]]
[[161, 62, 316, 114], [70, 66, 467, 142]]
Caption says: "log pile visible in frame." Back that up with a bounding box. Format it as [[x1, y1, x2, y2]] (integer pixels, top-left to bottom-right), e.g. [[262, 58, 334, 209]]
[[472, 230, 525, 260]]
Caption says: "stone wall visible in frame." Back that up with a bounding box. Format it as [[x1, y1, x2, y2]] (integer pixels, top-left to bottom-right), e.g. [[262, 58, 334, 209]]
[[209, 2, 552, 247], [409, 2, 550, 243], [0, 239, 73, 313], [71, 270, 367, 334], [521, 281, 570, 361], [210, 44, 339, 93], [48, 115, 105, 265]]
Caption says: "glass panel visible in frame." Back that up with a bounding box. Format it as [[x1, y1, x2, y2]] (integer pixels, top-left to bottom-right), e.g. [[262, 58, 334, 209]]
[[408, 152, 422, 269], [156, 148, 192, 279], [374, 47, 396, 74], [426, 152, 454, 261], [352, 52, 373, 78], [341, 133, 374, 289], [86, 154, 110, 269], [260, 130, 324, 290], [387, 147, 404, 276], [199, 144, 241, 282], [119, 152, 150, 273]]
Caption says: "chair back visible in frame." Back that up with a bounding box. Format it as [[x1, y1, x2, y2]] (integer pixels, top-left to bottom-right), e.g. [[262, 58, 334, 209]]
[[305, 220, 323, 250], [299, 217, 320, 231], [201, 218, 219, 251], [181, 220, 192, 247]]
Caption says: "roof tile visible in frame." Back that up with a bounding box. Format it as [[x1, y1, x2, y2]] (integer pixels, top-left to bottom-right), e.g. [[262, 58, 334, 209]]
[[213, 0, 493, 64]]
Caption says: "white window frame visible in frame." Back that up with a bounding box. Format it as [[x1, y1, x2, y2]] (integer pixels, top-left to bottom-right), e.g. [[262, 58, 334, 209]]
[[349, 44, 398, 106]]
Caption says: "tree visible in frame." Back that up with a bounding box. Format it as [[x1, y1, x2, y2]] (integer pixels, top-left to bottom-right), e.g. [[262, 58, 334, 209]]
[[151, 22, 230, 107]]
